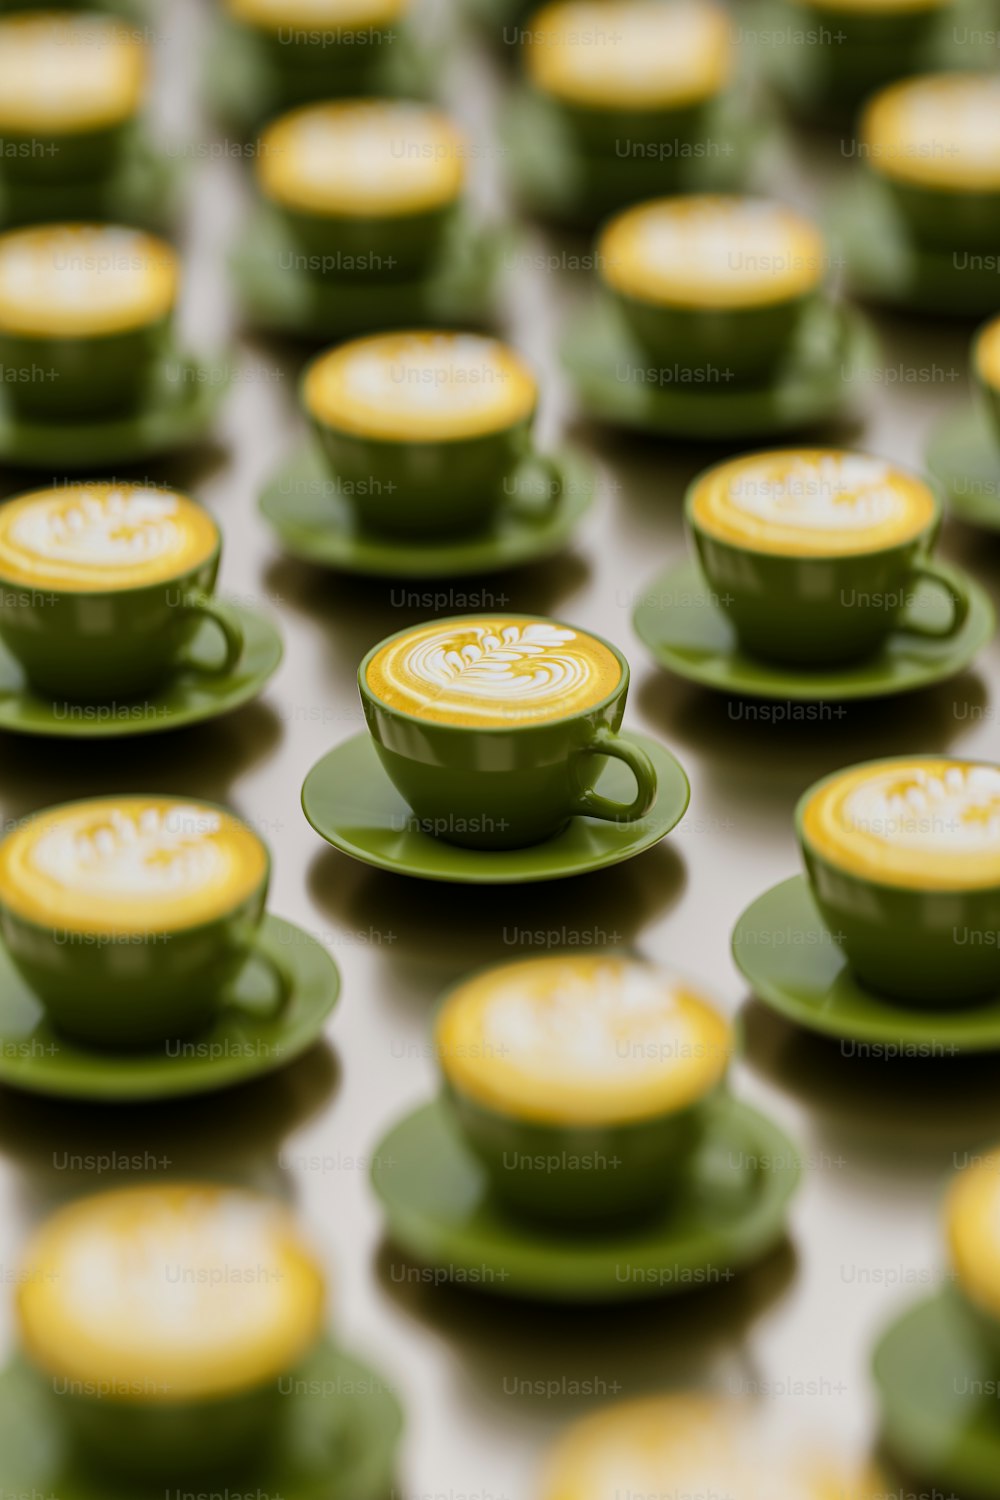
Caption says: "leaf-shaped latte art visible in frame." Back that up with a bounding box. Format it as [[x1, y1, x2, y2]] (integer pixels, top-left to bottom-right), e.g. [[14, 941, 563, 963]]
[[843, 764, 1000, 853], [34, 804, 229, 900], [367, 616, 623, 725]]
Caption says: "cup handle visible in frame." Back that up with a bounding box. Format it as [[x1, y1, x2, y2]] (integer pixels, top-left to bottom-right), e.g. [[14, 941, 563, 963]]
[[177, 592, 245, 676], [508, 443, 564, 524], [897, 561, 970, 642], [225, 928, 294, 1022], [568, 727, 658, 823]]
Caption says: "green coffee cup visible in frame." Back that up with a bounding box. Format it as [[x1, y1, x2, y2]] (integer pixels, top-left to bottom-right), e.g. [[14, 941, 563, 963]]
[[0, 483, 245, 702], [227, 0, 408, 106], [797, 756, 1000, 1005], [359, 614, 658, 849], [303, 330, 563, 537], [434, 953, 733, 1223], [772, 0, 946, 115], [17, 1184, 325, 1480], [686, 448, 969, 666], [947, 1150, 1000, 1368], [598, 195, 829, 384], [0, 794, 292, 1048], [860, 74, 1000, 252], [0, 222, 179, 420], [257, 99, 466, 280]]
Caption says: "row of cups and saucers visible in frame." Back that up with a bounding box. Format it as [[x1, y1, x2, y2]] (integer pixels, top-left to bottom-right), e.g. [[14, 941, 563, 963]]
[[2, 973, 1000, 1496]]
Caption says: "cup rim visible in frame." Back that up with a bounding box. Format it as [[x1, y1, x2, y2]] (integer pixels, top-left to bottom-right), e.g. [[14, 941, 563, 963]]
[[357, 612, 631, 734], [0, 791, 272, 940], [683, 449, 944, 562], [794, 752, 1000, 894]]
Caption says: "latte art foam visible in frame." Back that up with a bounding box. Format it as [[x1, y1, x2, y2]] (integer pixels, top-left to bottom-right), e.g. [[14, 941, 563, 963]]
[[802, 759, 1000, 889], [0, 797, 268, 933], [690, 449, 936, 555], [599, 196, 826, 309], [0, 224, 177, 339], [257, 101, 465, 218], [17, 1186, 324, 1403], [437, 956, 732, 1124], [0, 13, 146, 134], [527, 0, 731, 109], [862, 74, 1000, 191], [0, 485, 219, 590], [229, 0, 405, 27], [976, 316, 1000, 394], [304, 332, 537, 442], [365, 616, 622, 726], [947, 1153, 1000, 1319]]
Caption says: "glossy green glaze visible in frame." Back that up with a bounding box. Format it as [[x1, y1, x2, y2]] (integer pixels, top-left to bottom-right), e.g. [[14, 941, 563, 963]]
[[612, 290, 818, 384], [633, 556, 993, 700], [0, 318, 169, 421], [797, 763, 1000, 1005], [302, 728, 688, 882], [927, 402, 1000, 531], [308, 401, 562, 537], [875, 1293, 1000, 1499], [0, 132, 179, 232], [687, 487, 969, 667], [733, 875, 1000, 1050], [0, 600, 281, 738], [0, 1340, 400, 1499], [880, 176, 1000, 253], [278, 201, 456, 279], [0, 549, 246, 701], [371, 1093, 800, 1301], [442, 1082, 720, 1223], [561, 294, 878, 437], [0, 913, 339, 1100], [0, 815, 290, 1049], [358, 622, 656, 848], [0, 121, 132, 186], [260, 439, 593, 575]]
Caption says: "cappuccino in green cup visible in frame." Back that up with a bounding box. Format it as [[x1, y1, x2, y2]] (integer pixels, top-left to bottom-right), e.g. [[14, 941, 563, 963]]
[[0, 222, 178, 420], [303, 330, 561, 536], [360, 614, 658, 848], [975, 315, 1000, 446], [947, 1149, 1000, 1366], [798, 756, 1000, 1004], [436, 953, 732, 1222], [599, 195, 828, 383], [687, 448, 968, 665], [17, 1184, 325, 1479], [0, 794, 290, 1046], [0, 483, 245, 701]]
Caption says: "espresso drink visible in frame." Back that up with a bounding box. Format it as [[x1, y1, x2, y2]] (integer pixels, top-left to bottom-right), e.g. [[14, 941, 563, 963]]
[[229, 0, 405, 24], [0, 796, 268, 932], [526, 0, 731, 109], [976, 316, 1000, 393], [0, 12, 145, 134], [802, 758, 1000, 889], [0, 484, 218, 590], [541, 1394, 882, 1500], [303, 331, 538, 442], [862, 74, 1000, 191], [17, 1185, 324, 1402], [689, 449, 936, 555], [0, 224, 177, 337], [365, 616, 622, 727], [436, 955, 731, 1123], [257, 100, 465, 216], [601, 196, 826, 309]]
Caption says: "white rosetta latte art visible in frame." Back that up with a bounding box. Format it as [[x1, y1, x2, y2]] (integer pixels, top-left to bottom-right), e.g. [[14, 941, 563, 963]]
[[33, 804, 228, 903], [366, 617, 623, 725], [14, 489, 183, 571], [729, 454, 904, 535], [843, 764, 1000, 854]]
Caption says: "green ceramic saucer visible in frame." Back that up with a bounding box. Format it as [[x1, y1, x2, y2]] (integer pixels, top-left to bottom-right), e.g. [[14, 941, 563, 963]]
[[371, 1092, 799, 1302], [232, 206, 503, 340], [0, 602, 282, 738], [0, 132, 181, 232], [302, 730, 689, 883], [833, 174, 1000, 318], [0, 351, 228, 470], [875, 1292, 1000, 1499], [561, 296, 878, 439], [503, 84, 771, 227], [928, 403, 1000, 531], [0, 1338, 400, 1500], [634, 557, 993, 701], [733, 875, 1000, 1053], [0, 913, 339, 1101], [259, 440, 594, 577]]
